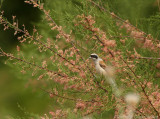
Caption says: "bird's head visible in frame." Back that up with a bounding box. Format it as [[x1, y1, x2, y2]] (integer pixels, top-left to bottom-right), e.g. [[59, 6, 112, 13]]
[[89, 53, 99, 61]]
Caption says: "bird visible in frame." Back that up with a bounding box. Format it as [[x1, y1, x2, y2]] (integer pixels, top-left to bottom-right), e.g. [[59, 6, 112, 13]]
[[89, 53, 114, 77], [89, 53, 121, 97]]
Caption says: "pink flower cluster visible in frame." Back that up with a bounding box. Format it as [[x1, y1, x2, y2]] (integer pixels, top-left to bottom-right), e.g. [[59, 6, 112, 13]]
[[117, 20, 159, 52]]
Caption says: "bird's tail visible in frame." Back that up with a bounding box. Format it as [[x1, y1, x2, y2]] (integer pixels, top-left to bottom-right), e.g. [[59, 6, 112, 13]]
[[104, 66, 121, 97]]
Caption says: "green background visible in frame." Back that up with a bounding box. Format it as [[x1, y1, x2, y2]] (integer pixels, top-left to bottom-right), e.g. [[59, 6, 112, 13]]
[[0, 0, 159, 118]]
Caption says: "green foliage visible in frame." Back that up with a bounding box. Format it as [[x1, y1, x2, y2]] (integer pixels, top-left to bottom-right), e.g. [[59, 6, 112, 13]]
[[0, 0, 3, 8], [0, 0, 160, 119], [139, 13, 160, 39]]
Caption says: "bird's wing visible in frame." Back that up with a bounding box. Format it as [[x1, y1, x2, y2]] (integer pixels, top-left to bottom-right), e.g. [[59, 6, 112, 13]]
[[99, 60, 107, 70]]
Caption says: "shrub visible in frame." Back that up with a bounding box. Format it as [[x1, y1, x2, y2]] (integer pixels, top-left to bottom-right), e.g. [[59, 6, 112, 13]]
[[0, 0, 160, 118]]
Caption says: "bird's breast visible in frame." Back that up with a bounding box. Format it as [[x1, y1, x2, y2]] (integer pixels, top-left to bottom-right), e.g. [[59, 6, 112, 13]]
[[95, 64, 106, 75]]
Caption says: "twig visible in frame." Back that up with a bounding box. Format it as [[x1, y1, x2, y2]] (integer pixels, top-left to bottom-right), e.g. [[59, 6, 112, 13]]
[[97, 40, 160, 117], [142, 87, 160, 118], [40, 88, 77, 101], [88, 0, 147, 36], [83, 108, 103, 117], [84, 16, 115, 58], [0, 50, 66, 77], [109, 35, 145, 39], [136, 57, 160, 60], [121, 56, 160, 118], [70, 41, 108, 93], [40, 88, 99, 103], [95, 36, 160, 118], [0, 15, 82, 72], [88, 1, 160, 117], [35, 4, 109, 93], [135, 109, 148, 118]]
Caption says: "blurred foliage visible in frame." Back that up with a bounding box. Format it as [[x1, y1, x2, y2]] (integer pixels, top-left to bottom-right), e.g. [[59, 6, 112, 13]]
[[0, 0, 46, 118], [0, 0, 160, 118], [139, 13, 160, 39], [108, 0, 158, 19], [107, 0, 160, 39], [0, 0, 41, 51], [0, 0, 3, 8]]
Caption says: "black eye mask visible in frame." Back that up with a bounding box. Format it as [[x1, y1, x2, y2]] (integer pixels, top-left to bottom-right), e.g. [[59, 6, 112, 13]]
[[90, 55, 98, 59]]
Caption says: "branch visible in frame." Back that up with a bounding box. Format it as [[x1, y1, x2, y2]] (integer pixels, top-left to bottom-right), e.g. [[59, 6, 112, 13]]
[[0, 49, 66, 77], [136, 57, 160, 60], [142, 87, 160, 118], [30, 2, 109, 93], [95, 38, 160, 117], [0, 15, 81, 72], [88, 0, 147, 36], [84, 16, 115, 58], [109, 35, 145, 39], [40, 88, 99, 103], [84, 9, 160, 116], [70, 41, 108, 93]]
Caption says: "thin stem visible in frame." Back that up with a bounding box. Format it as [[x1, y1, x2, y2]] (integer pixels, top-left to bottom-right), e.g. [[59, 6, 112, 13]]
[[35, 3, 109, 93], [136, 57, 160, 60], [25, 0, 109, 94], [0, 50, 66, 77], [40, 88, 99, 103], [88, 0, 147, 36], [84, 17, 115, 58], [135, 109, 148, 118], [142, 87, 160, 118], [121, 57, 160, 117], [94, 34, 160, 117], [1, 15, 82, 71], [109, 35, 145, 39], [70, 41, 108, 93], [88, 1, 160, 116]]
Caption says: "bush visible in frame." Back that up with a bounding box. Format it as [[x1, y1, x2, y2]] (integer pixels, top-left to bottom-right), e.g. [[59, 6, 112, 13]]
[[0, 0, 160, 118]]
